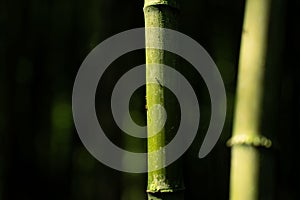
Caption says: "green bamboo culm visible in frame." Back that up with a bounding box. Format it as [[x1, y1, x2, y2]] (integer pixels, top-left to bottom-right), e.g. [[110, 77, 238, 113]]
[[144, 0, 184, 200], [228, 0, 273, 200]]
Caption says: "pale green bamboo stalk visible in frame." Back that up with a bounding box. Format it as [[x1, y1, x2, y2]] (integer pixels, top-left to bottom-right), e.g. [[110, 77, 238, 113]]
[[144, 0, 184, 200], [228, 0, 273, 200]]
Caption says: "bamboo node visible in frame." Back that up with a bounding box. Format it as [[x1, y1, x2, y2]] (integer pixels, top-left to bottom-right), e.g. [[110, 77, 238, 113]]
[[147, 174, 184, 193], [226, 134, 272, 148], [144, 0, 180, 10]]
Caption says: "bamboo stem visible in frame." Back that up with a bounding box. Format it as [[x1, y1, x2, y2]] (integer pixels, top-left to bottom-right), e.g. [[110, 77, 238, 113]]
[[228, 0, 273, 200], [144, 0, 184, 199]]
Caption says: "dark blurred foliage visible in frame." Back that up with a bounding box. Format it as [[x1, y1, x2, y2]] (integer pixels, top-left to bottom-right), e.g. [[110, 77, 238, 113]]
[[0, 0, 299, 199]]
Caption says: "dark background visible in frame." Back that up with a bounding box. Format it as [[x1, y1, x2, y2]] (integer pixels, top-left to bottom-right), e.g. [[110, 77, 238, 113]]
[[0, 0, 299, 199]]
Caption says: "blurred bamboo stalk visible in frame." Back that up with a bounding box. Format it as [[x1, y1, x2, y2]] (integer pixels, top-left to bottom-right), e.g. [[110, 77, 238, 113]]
[[144, 0, 184, 199], [228, 0, 273, 200]]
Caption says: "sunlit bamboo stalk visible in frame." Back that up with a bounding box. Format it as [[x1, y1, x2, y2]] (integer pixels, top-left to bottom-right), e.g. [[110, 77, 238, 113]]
[[228, 0, 273, 200], [144, 0, 184, 199]]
